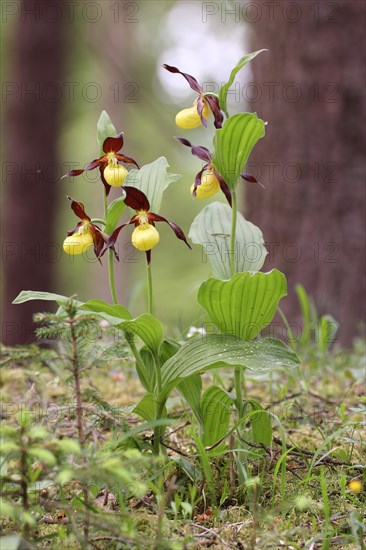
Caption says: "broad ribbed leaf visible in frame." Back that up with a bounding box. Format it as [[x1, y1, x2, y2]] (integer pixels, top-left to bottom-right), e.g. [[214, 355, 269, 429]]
[[242, 400, 272, 447], [80, 301, 162, 354], [125, 157, 180, 212], [219, 50, 267, 114], [133, 394, 156, 421], [201, 386, 233, 446], [81, 299, 131, 320], [178, 375, 202, 424], [121, 314, 163, 355], [160, 335, 300, 401], [189, 202, 267, 279], [97, 111, 117, 153], [198, 270, 287, 341], [212, 113, 265, 190], [105, 195, 127, 234], [13, 291, 71, 306]]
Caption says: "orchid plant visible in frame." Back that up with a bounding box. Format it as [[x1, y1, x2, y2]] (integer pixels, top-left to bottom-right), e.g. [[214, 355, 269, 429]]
[[14, 50, 300, 458]]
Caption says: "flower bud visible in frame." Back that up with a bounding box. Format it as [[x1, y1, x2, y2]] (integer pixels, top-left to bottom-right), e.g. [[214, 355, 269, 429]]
[[104, 164, 128, 187], [176, 98, 210, 129], [63, 230, 94, 255], [191, 168, 220, 199], [131, 223, 160, 251]]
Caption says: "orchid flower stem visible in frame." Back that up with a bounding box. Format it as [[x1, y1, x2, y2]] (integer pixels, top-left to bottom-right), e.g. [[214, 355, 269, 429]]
[[152, 351, 164, 455], [108, 250, 118, 305], [147, 262, 153, 315], [230, 189, 244, 414], [230, 189, 237, 277]]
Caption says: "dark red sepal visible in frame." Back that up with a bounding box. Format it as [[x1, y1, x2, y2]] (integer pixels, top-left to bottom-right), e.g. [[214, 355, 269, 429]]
[[163, 64, 202, 94], [192, 167, 207, 197], [123, 186, 150, 211], [241, 171, 265, 189], [99, 165, 112, 196], [205, 96, 224, 129], [213, 170, 232, 207], [241, 172, 257, 183], [145, 250, 151, 265], [103, 133, 124, 154], [85, 158, 102, 171], [90, 225, 105, 263], [61, 169, 85, 179], [115, 153, 139, 169], [67, 196, 91, 221], [103, 220, 135, 256], [175, 137, 212, 163], [197, 96, 208, 128], [149, 213, 191, 250], [66, 221, 82, 236]]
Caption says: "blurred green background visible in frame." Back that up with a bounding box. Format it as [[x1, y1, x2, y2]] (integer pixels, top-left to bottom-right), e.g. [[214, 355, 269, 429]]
[[2, 0, 365, 345]]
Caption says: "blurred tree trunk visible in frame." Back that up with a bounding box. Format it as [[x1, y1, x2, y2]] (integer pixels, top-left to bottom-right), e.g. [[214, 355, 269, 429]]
[[2, 0, 67, 344], [246, 0, 365, 346]]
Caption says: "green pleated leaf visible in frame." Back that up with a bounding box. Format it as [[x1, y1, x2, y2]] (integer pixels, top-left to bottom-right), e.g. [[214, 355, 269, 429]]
[[13, 291, 71, 306], [160, 335, 300, 401], [81, 299, 131, 321], [242, 400, 272, 448], [133, 393, 156, 421], [201, 386, 234, 446], [104, 195, 127, 234], [219, 50, 267, 115], [212, 113, 265, 190], [189, 202, 267, 279], [160, 339, 181, 363], [138, 348, 156, 392], [97, 110, 117, 153], [121, 314, 163, 355], [125, 157, 180, 212], [198, 270, 287, 341], [178, 375, 203, 424], [79, 301, 162, 354]]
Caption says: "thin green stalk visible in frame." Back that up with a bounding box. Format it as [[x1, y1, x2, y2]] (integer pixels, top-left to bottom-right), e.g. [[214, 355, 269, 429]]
[[152, 351, 163, 455], [147, 261, 153, 315], [103, 188, 108, 219], [108, 250, 118, 305], [230, 189, 243, 413], [230, 189, 237, 277], [125, 332, 146, 376], [234, 368, 243, 415]]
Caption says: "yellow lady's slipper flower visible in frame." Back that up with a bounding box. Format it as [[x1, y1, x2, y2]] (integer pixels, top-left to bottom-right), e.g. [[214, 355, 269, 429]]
[[62, 134, 139, 196], [63, 197, 117, 262], [190, 168, 220, 199], [176, 98, 210, 130], [103, 187, 191, 264], [176, 137, 262, 204], [63, 224, 94, 255], [163, 64, 223, 129], [132, 223, 160, 251], [103, 163, 128, 187]]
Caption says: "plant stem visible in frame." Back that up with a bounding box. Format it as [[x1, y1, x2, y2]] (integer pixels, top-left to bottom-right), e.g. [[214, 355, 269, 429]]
[[230, 189, 243, 414], [234, 367, 243, 416], [230, 189, 237, 277], [20, 427, 30, 539], [147, 261, 153, 315], [152, 352, 163, 455], [108, 249, 118, 305], [69, 315, 89, 541]]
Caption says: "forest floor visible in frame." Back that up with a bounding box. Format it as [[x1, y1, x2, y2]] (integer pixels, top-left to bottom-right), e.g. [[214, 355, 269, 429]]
[[0, 335, 365, 550]]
